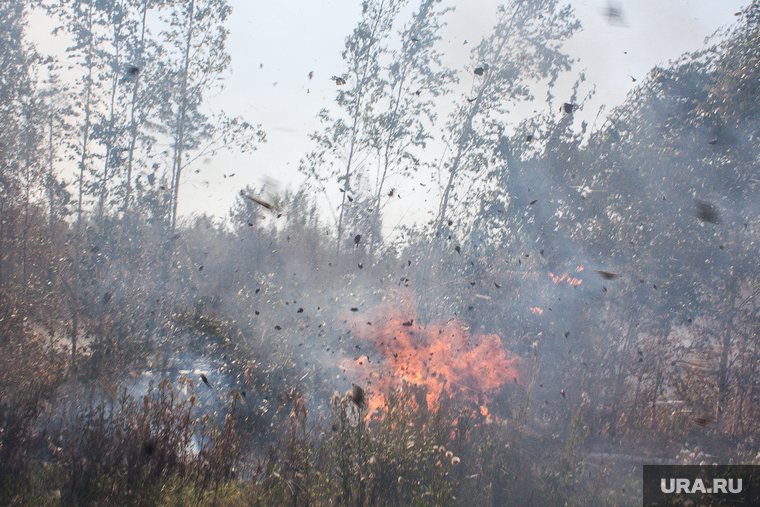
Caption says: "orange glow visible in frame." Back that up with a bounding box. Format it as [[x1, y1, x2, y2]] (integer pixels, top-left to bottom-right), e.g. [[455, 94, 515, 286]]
[[529, 307, 544, 315], [349, 292, 523, 415], [549, 271, 583, 286]]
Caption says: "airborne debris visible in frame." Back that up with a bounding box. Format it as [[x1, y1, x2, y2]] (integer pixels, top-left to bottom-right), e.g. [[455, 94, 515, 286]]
[[241, 191, 274, 211], [402, 319, 413, 326], [594, 270, 620, 280], [740, 288, 760, 309], [561, 389, 566, 398], [121, 65, 141, 83], [695, 200, 720, 224], [141, 439, 155, 457], [494, 283, 501, 288], [562, 103, 575, 114], [308, 71, 314, 80], [529, 199, 538, 205], [200, 374, 211, 388], [693, 415, 713, 427], [354, 234, 361, 245], [349, 384, 367, 409], [474, 67, 485, 76], [331, 76, 346, 85], [454, 246, 460, 254], [602, 1, 626, 24]]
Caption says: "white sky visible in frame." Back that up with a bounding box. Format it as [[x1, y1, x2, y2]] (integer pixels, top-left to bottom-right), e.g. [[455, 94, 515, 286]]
[[27, 0, 747, 233]]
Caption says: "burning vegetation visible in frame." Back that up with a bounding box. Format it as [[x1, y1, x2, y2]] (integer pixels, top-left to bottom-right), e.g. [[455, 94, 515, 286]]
[[348, 293, 524, 415]]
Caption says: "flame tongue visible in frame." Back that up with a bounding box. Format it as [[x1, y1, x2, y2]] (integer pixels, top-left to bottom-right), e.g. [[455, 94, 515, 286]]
[[352, 295, 522, 415]]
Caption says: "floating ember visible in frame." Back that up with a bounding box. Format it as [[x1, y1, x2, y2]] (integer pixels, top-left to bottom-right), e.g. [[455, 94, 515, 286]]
[[347, 292, 523, 416]]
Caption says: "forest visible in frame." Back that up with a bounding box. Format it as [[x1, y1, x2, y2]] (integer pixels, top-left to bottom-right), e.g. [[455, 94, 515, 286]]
[[1, 0, 759, 505]]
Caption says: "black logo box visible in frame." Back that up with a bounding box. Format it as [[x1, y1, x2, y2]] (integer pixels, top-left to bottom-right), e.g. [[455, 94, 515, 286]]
[[643, 465, 760, 506]]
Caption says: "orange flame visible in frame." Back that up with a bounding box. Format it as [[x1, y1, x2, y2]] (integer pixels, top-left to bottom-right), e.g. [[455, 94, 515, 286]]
[[548, 271, 583, 286], [348, 292, 523, 416]]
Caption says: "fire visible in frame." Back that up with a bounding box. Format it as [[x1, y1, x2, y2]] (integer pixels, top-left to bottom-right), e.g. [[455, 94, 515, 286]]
[[348, 293, 523, 416], [548, 271, 583, 286]]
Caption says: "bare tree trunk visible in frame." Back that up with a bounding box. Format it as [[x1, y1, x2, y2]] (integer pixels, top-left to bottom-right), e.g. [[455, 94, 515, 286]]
[[335, 131, 358, 253], [76, 2, 95, 234], [367, 68, 406, 259], [170, 0, 195, 232], [716, 326, 732, 431], [434, 143, 465, 239], [47, 104, 55, 234], [609, 322, 634, 441], [651, 356, 663, 430], [22, 156, 29, 294], [0, 198, 5, 288], [717, 277, 738, 432], [99, 10, 124, 222], [123, 0, 149, 215], [71, 308, 78, 372]]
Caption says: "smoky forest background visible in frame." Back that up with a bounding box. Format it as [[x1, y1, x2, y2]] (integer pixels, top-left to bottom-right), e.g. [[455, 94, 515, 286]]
[[1, 0, 760, 505]]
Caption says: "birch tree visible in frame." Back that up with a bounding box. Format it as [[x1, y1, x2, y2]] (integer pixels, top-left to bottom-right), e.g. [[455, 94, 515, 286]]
[[300, 0, 407, 252], [365, 0, 455, 257], [433, 0, 580, 241], [161, 0, 264, 231]]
